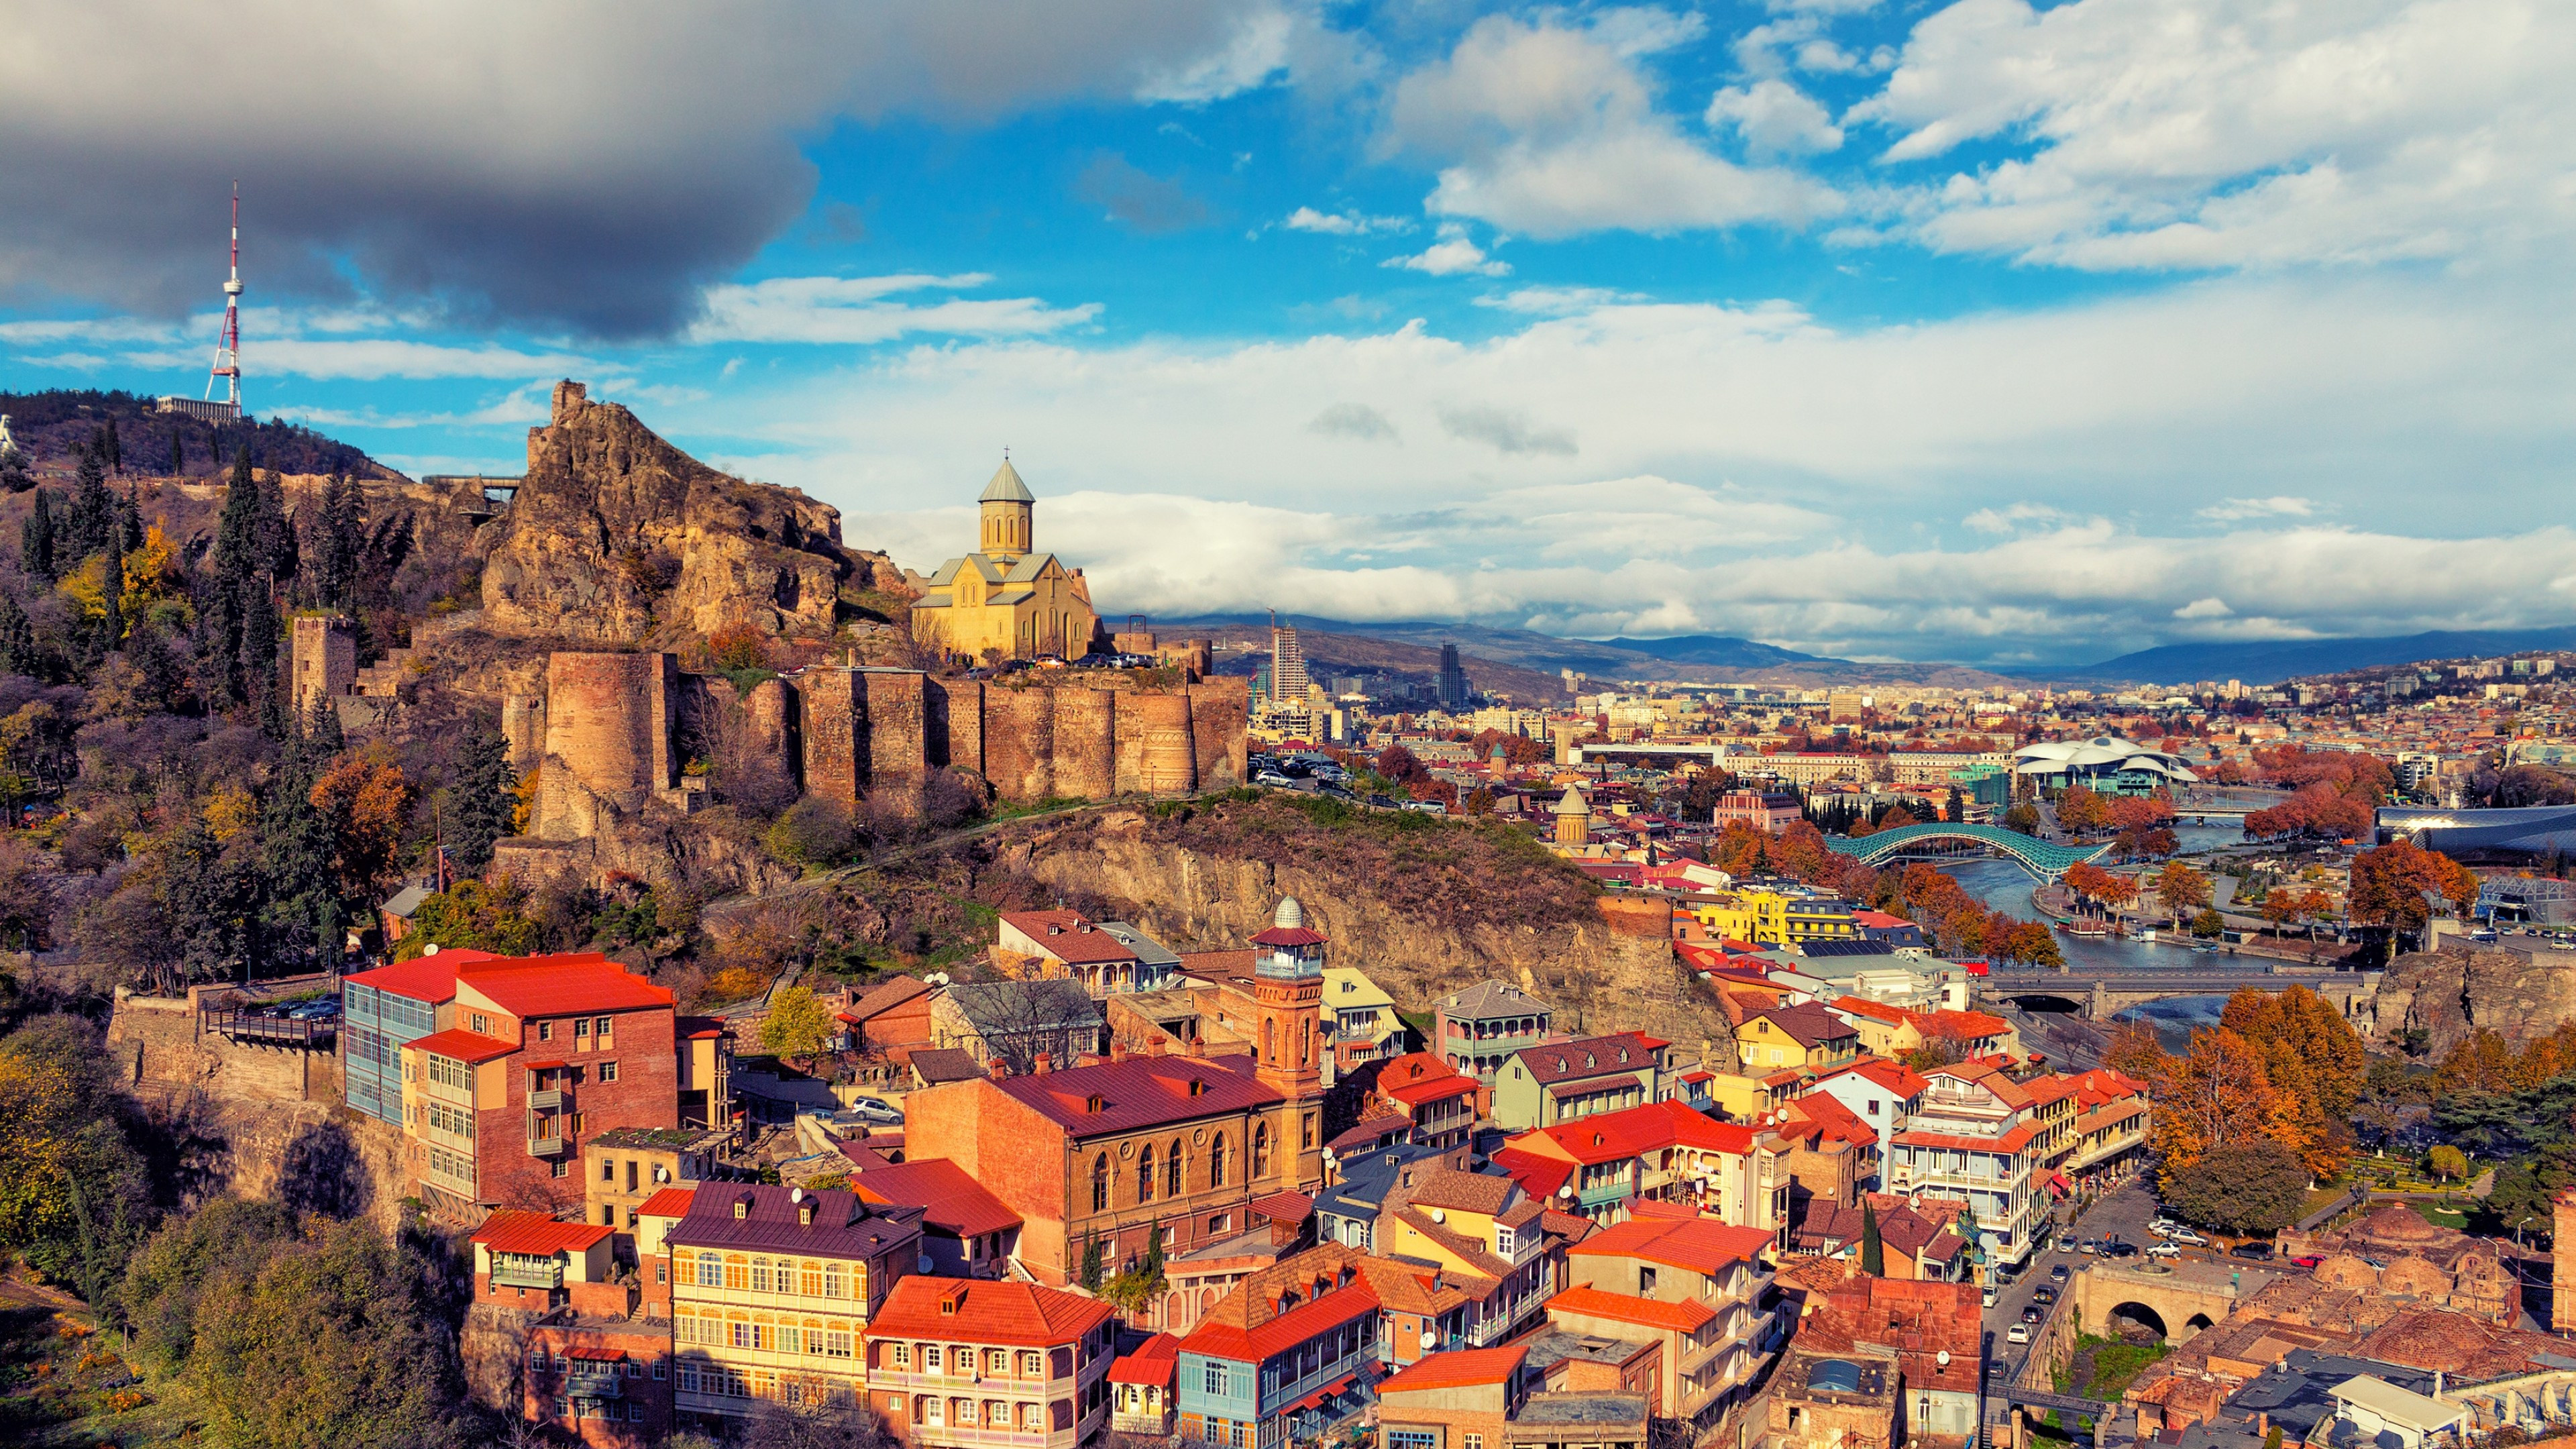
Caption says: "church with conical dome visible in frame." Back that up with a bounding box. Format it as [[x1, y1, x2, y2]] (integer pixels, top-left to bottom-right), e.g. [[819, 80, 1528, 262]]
[[910, 458, 1104, 662]]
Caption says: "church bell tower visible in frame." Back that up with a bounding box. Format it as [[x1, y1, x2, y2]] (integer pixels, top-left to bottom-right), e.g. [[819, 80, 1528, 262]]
[[979, 457, 1034, 561], [1250, 896, 1328, 1191]]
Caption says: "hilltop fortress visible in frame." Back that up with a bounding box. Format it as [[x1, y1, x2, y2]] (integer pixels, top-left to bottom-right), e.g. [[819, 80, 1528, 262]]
[[292, 380, 1245, 891]]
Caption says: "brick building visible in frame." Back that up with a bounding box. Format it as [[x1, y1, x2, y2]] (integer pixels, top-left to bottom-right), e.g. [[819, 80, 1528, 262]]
[[1786, 1277, 1984, 1449], [525, 1313, 675, 1448], [1177, 1244, 1390, 1448], [667, 1184, 926, 1425], [584, 1126, 725, 1231], [359, 950, 684, 1216], [861, 1276, 1117, 1449], [901, 897, 1332, 1289]]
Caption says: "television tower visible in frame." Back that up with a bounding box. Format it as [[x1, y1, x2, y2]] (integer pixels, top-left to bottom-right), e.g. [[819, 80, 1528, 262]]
[[204, 182, 242, 410]]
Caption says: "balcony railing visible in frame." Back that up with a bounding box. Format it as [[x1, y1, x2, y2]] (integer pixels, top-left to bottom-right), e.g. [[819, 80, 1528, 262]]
[[528, 1089, 566, 1112], [528, 1135, 567, 1158], [491, 1259, 563, 1290]]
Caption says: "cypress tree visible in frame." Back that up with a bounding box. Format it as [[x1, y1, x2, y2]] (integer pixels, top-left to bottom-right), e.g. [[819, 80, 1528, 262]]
[[168, 431, 184, 478], [20, 489, 55, 581], [254, 468, 297, 586], [200, 447, 261, 708], [119, 483, 143, 555], [0, 592, 31, 678], [1860, 1199, 1884, 1275], [447, 720, 519, 875], [65, 442, 113, 563], [96, 542, 125, 655], [306, 697, 345, 754], [103, 419, 121, 476], [261, 732, 343, 971]]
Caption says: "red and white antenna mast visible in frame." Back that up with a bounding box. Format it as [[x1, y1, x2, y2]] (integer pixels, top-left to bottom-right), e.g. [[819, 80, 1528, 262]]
[[203, 182, 242, 411]]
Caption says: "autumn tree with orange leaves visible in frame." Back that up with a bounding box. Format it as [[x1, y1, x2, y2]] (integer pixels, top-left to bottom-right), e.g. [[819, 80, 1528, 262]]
[[2128, 985, 2367, 1196]]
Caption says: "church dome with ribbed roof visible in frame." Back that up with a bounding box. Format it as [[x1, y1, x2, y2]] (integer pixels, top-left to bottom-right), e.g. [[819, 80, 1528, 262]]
[[980, 458, 1035, 503], [1273, 896, 1305, 930]]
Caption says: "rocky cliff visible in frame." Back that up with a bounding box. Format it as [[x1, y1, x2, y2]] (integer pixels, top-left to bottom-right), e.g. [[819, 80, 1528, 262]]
[[2371, 943, 2576, 1053], [480, 380, 899, 643], [984, 803, 1733, 1053]]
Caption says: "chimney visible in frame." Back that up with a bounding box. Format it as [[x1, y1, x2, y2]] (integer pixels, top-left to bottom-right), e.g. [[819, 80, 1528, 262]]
[[1110, 1040, 1129, 1063], [1146, 1036, 1168, 1057], [1034, 1052, 1053, 1076], [989, 1058, 1010, 1081]]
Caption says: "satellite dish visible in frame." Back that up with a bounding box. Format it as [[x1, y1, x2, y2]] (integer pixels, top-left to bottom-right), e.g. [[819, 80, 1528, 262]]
[[1937, 1350, 1951, 1367], [423, 943, 440, 955], [1558, 1185, 1574, 1199], [791, 1187, 804, 1203], [918, 1254, 936, 1274], [1428, 1208, 1446, 1224]]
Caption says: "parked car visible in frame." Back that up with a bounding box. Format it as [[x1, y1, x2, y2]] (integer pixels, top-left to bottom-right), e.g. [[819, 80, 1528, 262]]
[[2103, 1241, 2141, 1259], [2231, 1242, 2274, 1260], [2074, 1239, 2102, 1256], [2006, 1324, 2031, 1346], [2166, 1228, 2207, 1246], [2149, 1219, 2184, 1237], [2146, 1242, 2183, 1259], [1401, 800, 1448, 814], [1982, 1288, 1999, 1309], [2019, 1306, 2043, 1324], [2032, 1287, 2057, 1307], [2049, 1263, 2071, 1282], [845, 1097, 904, 1126], [1254, 771, 1297, 787], [2290, 1254, 2324, 1269]]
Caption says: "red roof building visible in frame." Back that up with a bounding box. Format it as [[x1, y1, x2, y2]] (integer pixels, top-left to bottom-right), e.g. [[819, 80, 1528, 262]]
[[1108, 1332, 1181, 1438], [362, 951, 695, 1217], [863, 1277, 1118, 1449], [849, 1158, 1024, 1276]]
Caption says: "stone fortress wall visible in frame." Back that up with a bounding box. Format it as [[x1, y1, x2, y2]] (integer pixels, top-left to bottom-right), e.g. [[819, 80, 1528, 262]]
[[496, 651, 1248, 845]]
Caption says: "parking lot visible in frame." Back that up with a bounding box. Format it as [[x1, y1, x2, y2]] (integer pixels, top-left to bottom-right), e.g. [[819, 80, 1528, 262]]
[[1984, 1181, 2277, 1382]]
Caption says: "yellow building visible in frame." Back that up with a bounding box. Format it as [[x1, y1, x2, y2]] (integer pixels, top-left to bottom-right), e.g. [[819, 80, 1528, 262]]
[[1689, 889, 1859, 947], [665, 1183, 926, 1420], [911, 460, 1102, 662], [1733, 1003, 1862, 1075]]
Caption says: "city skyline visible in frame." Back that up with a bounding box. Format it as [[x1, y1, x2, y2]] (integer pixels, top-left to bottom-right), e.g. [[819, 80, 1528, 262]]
[[1, 0, 2569, 665]]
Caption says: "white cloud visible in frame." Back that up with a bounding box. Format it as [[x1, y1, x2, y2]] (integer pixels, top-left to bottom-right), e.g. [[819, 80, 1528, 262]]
[[1585, 6, 1710, 58], [718, 262, 2576, 660], [1384, 15, 1840, 238], [1851, 0, 2576, 270], [1477, 286, 1651, 315], [1964, 502, 2071, 534], [1706, 79, 1845, 156], [2172, 596, 2235, 619], [2198, 496, 2316, 521], [1283, 206, 1413, 236], [686, 275, 1101, 345], [1383, 238, 1511, 277]]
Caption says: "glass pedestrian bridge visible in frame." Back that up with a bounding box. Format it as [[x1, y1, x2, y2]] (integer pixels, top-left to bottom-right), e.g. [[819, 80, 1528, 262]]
[[1821, 823, 2114, 881]]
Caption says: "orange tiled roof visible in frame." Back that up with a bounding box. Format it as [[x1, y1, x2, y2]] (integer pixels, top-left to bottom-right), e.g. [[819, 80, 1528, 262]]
[[866, 1276, 1112, 1348]]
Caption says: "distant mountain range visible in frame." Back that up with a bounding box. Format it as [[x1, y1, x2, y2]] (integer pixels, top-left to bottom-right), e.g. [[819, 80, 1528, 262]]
[[2047, 628, 2576, 687], [1163, 613, 2576, 692]]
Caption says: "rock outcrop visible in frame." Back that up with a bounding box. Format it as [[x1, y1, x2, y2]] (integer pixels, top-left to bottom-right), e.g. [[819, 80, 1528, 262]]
[[480, 380, 892, 643], [994, 809, 1729, 1050], [2371, 943, 2576, 1053]]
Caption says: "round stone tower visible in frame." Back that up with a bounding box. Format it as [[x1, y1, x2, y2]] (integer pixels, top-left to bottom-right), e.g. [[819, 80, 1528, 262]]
[[979, 458, 1034, 561]]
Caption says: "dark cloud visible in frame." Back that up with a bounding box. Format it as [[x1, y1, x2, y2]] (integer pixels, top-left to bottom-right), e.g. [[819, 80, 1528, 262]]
[[1307, 402, 1399, 441], [0, 1, 1275, 339], [1438, 404, 1575, 456], [1074, 154, 1213, 235]]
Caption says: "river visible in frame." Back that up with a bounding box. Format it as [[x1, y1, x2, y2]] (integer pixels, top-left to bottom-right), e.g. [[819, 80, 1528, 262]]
[[1940, 815, 2248, 1051]]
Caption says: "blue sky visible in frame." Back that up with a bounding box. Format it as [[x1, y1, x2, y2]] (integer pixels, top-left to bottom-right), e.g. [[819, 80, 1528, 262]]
[[2, 0, 2571, 666]]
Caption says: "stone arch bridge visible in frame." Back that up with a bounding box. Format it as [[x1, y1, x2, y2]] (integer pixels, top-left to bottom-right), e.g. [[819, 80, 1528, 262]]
[[2075, 1260, 2275, 1344], [1981, 968, 2378, 1022]]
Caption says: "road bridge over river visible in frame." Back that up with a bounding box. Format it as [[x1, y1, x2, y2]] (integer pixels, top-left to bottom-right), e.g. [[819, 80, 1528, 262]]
[[1980, 965, 2378, 1021]]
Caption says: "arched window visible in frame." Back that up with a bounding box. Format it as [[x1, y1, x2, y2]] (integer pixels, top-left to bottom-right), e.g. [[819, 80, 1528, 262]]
[[823, 1263, 847, 1300], [696, 1252, 722, 1287], [1263, 1017, 1276, 1061], [724, 1254, 749, 1291], [751, 1258, 773, 1293], [1091, 1154, 1111, 1213], [1252, 1122, 1271, 1179], [800, 1260, 823, 1297], [1301, 1016, 1313, 1063], [1166, 1139, 1184, 1197], [1138, 1144, 1156, 1203], [1209, 1134, 1228, 1188]]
